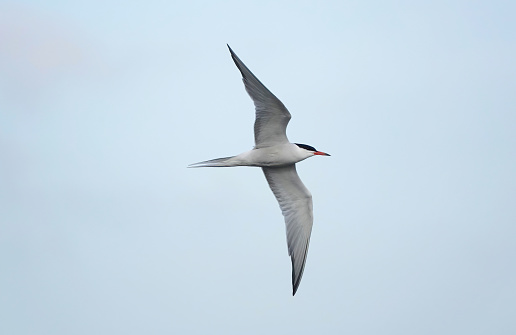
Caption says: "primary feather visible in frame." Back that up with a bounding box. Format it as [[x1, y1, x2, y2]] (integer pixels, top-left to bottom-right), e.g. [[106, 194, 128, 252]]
[[228, 45, 291, 148], [262, 165, 313, 295]]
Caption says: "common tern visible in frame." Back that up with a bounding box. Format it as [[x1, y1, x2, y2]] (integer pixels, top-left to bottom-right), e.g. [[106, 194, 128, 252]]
[[189, 45, 330, 295]]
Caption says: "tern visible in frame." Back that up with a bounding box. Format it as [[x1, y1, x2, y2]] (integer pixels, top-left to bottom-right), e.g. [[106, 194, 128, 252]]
[[189, 45, 330, 295]]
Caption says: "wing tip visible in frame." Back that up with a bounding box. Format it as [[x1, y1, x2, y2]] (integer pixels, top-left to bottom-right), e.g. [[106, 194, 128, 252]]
[[290, 238, 311, 296], [226, 45, 248, 79], [227, 44, 237, 60], [292, 282, 300, 296], [292, 266, 303, 296]]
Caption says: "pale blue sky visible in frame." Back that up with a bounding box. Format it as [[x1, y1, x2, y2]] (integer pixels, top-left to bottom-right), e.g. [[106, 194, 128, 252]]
[[1, 1, 515, 334]]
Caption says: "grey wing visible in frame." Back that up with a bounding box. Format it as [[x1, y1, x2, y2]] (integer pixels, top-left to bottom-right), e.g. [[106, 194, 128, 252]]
[[228, 45, 291, 148], [262, 165, 313, 295]]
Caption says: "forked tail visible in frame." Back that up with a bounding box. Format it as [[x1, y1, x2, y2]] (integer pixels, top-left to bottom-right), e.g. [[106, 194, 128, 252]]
[[188, 155, 238, 168]]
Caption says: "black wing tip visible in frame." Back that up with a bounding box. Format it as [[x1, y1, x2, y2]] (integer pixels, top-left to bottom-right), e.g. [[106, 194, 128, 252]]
[[227, 44, 236, 57], [291, 256, 303, 296], [290, 239, 311, 296], [226, 45, 247, 79], [292, 272, 302, 296], [292, 284, 300, 296]]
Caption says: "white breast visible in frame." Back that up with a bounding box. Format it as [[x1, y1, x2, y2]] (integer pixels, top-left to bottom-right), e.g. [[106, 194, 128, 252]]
[[234, 143, 312, 167]]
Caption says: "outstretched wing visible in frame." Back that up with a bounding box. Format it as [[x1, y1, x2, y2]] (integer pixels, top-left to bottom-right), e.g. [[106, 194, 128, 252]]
[[228, 45, 291, 148], [262, 164, 313, 295]]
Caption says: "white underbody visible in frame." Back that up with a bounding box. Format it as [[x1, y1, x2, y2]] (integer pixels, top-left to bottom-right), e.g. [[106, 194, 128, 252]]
[[231, 143, 313, 167], [190, 143, 314, 168]]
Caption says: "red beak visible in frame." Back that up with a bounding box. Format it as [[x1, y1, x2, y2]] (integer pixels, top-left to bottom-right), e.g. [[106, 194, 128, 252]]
[[314, 151, 331, 156]]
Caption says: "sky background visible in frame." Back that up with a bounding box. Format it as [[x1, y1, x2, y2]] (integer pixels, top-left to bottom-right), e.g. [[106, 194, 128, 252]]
[[1, 1, 515, 334]]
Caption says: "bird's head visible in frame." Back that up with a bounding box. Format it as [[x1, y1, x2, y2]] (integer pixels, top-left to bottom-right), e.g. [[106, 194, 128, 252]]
[[295, 143, 331, 157]]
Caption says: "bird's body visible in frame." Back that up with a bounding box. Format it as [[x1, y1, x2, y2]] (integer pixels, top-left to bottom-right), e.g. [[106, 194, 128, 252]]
[[189, 143, 314, 168], [190, 45, 330, 295]]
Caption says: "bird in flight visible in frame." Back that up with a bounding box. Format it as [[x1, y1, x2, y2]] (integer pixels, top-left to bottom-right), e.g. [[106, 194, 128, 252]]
[[189, 45, 330, 295]]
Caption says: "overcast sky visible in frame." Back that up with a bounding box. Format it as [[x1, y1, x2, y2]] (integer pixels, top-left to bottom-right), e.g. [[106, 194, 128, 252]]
[[1, 1, 515, 334]]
